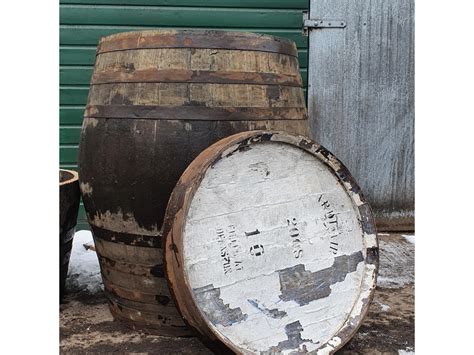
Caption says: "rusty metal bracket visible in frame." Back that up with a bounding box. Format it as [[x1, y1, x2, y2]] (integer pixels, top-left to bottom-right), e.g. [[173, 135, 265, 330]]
[[303, 11, 346, 36]]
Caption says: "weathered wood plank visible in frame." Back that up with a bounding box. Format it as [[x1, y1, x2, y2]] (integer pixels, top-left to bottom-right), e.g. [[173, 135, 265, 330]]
[[87, 83, 305, 108], [307, 0, 414, 226], [60, 87, 308, 106], [59, 46, 309, 68], [95, 48, 300, 75], [60, 67, 307, 86]]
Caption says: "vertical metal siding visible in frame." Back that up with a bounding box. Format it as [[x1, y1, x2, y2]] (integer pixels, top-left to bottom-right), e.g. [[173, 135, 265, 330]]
[[59, 0, 310, 229], [307, 0, 414, 230]]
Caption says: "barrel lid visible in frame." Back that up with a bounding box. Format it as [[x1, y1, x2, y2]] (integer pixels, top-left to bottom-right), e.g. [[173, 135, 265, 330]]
[[163, 131, 378, 354], [97, 30, 298, 57]]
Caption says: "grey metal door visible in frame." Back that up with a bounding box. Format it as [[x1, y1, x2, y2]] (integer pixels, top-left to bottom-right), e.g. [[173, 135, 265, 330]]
[[307, 0, 414, 230]]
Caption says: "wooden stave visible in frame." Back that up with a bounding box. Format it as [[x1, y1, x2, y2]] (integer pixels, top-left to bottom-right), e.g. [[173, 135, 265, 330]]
[[90, 230, 190, 334]]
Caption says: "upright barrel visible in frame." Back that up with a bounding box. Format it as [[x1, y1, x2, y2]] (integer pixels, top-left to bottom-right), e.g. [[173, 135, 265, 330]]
[[59, 169, 80, 300], [78, 30, 309, 334], [163, 131, 378, 353]]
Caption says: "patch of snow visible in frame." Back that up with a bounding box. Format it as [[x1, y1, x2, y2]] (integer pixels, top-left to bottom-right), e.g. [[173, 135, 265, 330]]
[[377, 275, 414, 289], [66, 230, 103, 294], [377, 239, 414, 288], [374, 301, 391, 312], [378, 233, 390, 236], [399, 347, 415, 354], [403, 234, 415, 244]]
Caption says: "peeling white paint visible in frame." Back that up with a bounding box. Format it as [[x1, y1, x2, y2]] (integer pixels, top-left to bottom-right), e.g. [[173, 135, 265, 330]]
[[375, 301, 391, 312], [377, 238, 414, 288], [364, 233, 378, 248], [80, 182, 93, 196], [349, 191, 364, 207], [402, 235, 415, 244], [89, 209, 159, 236], [270, 132, 320, 154], [184, 122, 193, 131], [182, 141, 376, 353], [315, 336, 340, 355], [83, 117, 99, 128]]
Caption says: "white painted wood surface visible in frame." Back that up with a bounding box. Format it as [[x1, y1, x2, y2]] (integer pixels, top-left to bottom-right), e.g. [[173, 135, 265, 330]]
[[181, 141, 374, 353]]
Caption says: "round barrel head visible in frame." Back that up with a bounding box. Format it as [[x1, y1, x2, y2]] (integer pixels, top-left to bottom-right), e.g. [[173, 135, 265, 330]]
[[163, 131, 378, 354]]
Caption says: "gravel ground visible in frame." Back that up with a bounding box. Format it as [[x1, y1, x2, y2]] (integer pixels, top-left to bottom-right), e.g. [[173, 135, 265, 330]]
[[60, 233, 414, 354]]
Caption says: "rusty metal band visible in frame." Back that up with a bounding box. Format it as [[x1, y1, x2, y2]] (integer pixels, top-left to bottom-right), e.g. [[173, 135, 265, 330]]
[[98, 254, 164, 278], [91, 68, 302, 87], [98, 32, 298, 57], [104, 289, 177, 314], [100, 265, 170, 295], [85, 105, 308, 121], [108, 302, 190, 332], [103, 278, 173, 306], [90, 224, 162, 248], [107, 299, 184, 324], [109, 314, 190, 335]]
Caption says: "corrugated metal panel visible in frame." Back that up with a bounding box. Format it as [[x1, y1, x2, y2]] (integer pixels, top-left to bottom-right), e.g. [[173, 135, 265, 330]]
[[59, 0, 308, 8], [59, 0, 309, 228], [60, 6, 303, 28], [307, 0, 414, 230]]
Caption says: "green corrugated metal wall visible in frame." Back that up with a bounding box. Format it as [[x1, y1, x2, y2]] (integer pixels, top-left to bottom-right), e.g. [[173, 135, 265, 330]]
[[59, 0, 309, 230]]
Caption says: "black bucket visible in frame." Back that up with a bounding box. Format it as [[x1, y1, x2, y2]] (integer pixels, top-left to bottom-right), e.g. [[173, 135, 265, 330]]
[[60, 169, 80, 301]]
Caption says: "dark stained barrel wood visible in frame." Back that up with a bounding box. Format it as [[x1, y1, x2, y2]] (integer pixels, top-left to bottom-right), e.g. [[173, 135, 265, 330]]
[[59, 169, 80, 301], [78, 30, 309, 335], [163, 131, 379, 354]]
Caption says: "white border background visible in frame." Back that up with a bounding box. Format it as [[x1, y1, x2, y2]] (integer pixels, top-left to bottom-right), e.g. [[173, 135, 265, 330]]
[[1, 1, 58, 352], [1, 0, 473, 353], [416, 1, 474, 353]]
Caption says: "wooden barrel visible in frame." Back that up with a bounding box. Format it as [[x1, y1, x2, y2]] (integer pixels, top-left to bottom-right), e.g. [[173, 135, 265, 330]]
[[78, 30, 309, 334], [163, 131, 379, 353], [59, 169, 80, 300]]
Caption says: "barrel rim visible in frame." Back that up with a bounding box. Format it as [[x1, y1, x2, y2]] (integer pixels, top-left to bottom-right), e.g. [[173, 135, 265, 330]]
[[60, 169, 79, 186], [162, 130, 379, 354], [96, 30, 299, 57]]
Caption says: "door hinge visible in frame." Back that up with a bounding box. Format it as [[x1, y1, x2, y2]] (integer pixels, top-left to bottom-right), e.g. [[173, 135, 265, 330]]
[[302, 11, 346, 36]]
